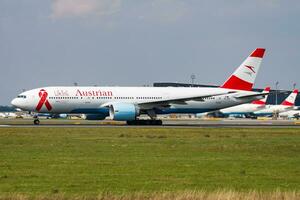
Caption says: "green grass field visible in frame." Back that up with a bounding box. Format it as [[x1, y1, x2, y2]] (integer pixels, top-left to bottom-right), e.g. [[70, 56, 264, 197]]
[[0, 127, 299, 199]]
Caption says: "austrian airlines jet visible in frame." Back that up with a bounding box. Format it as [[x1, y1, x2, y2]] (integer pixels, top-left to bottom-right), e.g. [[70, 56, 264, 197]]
[[254, 89, 299, 117], [279, 110, 300, 119], [11, 48, 266, 125], [218, 86, 271, 117]]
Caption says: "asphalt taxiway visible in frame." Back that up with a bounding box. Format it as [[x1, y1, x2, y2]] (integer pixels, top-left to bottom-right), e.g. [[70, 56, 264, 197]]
[[1, 118, 300, 128]]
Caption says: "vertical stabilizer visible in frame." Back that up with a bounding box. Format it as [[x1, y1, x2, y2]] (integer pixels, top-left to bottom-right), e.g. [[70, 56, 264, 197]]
[[251, 86, 271, 105], [221, 48, 265, 91], [281, 89, 298, 106]]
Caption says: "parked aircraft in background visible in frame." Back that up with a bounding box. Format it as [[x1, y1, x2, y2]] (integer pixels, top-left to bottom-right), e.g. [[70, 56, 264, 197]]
[[34, 113, 68, 119], [0, 112, 17, 118], [279, 110, 300, 119], [218, 86, 271, 117], [11, 48, 267, 125], [254, 89, 298, 117]]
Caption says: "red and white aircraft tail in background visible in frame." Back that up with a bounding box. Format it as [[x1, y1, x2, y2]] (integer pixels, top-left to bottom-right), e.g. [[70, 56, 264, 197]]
[[281, 90, 299, 106], [254, 89, 299, 116], [251, 87, 271, 105], [11, 48, 267, 125], [218, 86, 271, 116]]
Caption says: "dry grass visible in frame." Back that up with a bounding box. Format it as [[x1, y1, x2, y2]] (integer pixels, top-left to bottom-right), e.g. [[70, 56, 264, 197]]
[[1, 191, 299, 200]]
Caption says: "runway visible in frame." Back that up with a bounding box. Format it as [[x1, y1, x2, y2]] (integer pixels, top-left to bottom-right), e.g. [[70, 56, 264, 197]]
[[1, 118, 300, 128]]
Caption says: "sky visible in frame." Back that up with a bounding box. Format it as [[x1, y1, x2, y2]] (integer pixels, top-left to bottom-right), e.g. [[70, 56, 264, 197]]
[[1, 0, 300, 105]]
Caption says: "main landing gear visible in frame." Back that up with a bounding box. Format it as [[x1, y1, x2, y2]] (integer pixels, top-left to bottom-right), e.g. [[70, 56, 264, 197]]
[[126, 120, 163, 126], [126, 110, 163, 125]]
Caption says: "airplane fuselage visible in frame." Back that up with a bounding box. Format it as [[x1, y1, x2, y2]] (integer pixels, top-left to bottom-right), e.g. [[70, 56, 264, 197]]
[[12, 86, 262, 118], [219, 103, 265, 115], [254, 105, 296, 116]]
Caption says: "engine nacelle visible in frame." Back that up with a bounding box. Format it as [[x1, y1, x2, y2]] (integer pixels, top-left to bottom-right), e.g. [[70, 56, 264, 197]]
[[109, 103, 139, 121], [85, 114, 107, 120]]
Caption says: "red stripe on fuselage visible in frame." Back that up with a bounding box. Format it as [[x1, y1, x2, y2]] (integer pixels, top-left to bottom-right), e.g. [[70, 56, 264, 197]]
[[221, 75, 253, 91]]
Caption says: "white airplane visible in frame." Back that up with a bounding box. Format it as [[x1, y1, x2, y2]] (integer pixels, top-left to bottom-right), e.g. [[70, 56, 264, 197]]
[[254, 89, 299, 117], [279, 110, 300, 119], [11, 48, 267, 125], [218, 86, 271, 117], [0, 113, 6, 118], [0, 112, 17, 118]]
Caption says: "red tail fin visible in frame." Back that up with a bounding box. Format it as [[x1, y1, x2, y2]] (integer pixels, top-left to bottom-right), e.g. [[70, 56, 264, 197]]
[[251, 86, 271, 105], [281, 89, 298, 106], [221, 48, 265, 91]]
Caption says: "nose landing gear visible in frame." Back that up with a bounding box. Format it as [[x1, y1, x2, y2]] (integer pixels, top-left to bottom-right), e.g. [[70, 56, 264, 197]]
[[33, 116, 40, 125]]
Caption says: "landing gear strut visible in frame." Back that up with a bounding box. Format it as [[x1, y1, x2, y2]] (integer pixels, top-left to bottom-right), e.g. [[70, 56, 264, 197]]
[[127, 109, 163, 125], [127, 120, 163, 126]]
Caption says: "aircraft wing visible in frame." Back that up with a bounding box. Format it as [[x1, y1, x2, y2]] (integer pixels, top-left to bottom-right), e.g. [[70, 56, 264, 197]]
[[234, 92, 270, 99], [100, 91, 236, 108], [138, 91, 237, 107]]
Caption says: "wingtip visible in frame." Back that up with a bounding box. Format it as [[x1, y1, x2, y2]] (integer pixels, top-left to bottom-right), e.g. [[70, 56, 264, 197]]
[[250, 48, 265, 58], [293, 89, 298, 94]]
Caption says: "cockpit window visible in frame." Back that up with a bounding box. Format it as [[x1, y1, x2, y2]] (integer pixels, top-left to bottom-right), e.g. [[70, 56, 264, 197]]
[[17, 95, 27, 98]]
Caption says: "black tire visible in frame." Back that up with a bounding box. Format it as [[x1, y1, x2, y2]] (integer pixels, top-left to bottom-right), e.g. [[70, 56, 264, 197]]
[[126, 120, 163, 126], [126, 120, 135, 125], [33, 119, 40, 125], [156, 120, 163, 125]]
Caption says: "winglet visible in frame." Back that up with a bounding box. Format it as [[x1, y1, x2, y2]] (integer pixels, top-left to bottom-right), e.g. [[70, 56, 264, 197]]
[[221, 48, 266, 91], [251, 86, 271, 105], [281, 89, 298, 106]]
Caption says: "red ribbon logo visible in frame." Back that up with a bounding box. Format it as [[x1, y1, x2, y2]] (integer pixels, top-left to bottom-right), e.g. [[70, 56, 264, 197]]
[[36, 89, 52, 112]]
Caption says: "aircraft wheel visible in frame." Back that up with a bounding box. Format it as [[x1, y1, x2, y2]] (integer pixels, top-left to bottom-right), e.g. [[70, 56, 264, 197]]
[[155, 120, 163, 125], [126, 120, 162, 126], [33, 119, 40, 125], [126, 120, 134, 125]]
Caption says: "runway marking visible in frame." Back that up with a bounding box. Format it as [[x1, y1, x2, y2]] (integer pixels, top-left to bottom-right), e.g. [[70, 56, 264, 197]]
[[0, 125, 10, 127]]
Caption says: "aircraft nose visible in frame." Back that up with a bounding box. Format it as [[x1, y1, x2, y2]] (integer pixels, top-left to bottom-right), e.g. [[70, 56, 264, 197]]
[[11, 98, 19, 107]]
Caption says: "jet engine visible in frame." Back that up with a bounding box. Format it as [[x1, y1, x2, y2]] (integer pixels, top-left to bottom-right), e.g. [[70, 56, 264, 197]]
[[109, 103, 139, 121]]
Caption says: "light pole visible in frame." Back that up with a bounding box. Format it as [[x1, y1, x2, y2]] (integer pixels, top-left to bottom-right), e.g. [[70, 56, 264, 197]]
[[275, 81, 279, 105], [190, 74, 196, 87]]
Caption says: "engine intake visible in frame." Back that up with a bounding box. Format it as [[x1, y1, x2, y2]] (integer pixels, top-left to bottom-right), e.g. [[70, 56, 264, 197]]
[[109, 103, 139, 121]]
